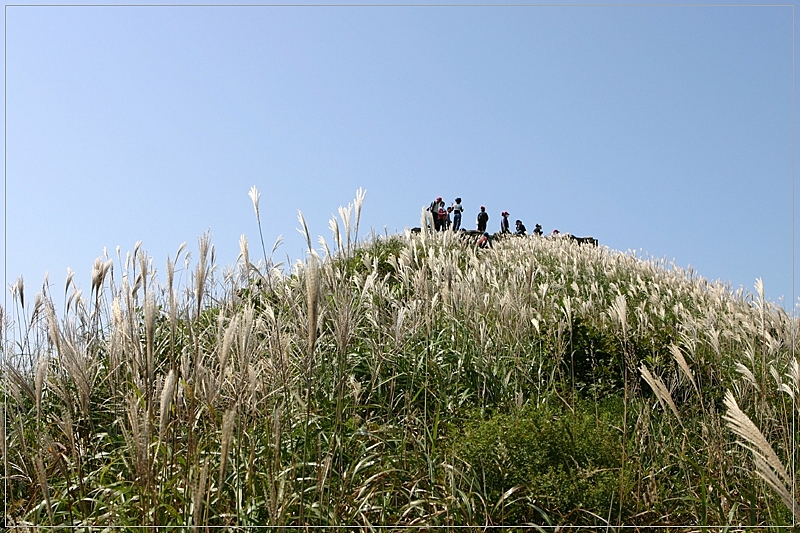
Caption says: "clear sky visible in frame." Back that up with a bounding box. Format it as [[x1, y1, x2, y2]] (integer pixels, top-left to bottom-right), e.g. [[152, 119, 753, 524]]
[[3, 1, 795, 313]]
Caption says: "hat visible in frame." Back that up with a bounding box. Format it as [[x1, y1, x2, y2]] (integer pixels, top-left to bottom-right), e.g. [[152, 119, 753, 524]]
[[436, 197, 442, 201], [502, 211, 509, 216], [480, 205, 485, 209]]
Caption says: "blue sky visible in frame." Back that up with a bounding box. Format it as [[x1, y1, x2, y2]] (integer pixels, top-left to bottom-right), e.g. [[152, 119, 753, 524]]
[[2, 1, 795, 312]]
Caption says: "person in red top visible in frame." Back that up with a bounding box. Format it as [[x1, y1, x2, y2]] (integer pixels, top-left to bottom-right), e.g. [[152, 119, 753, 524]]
[[437, 201, 448, 231]]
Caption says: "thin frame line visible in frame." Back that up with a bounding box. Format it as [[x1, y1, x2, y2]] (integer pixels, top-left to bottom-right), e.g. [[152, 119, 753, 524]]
[[3, 4, 7, 530], [0, 3, 797, 7], [792, 3, 796, 527], [1, 2, 794, 529]]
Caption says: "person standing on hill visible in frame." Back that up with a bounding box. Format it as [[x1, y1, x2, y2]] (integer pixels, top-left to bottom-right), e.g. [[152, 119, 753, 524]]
[[500, 211, 510, 234], [451, 198, 464, 231], [477, 206, 489, 232], [437, 201, 448, 231], [429, 197, 442, 231]]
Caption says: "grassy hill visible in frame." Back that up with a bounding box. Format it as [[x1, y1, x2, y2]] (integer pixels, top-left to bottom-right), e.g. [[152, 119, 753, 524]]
[[3, 201, 798, 529]]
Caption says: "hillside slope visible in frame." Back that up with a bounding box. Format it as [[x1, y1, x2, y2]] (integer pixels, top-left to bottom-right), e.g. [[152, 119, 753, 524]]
[[3, 222, 798, 529]]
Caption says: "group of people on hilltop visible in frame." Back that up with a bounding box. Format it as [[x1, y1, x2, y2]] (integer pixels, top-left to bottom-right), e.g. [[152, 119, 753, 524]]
[[427, 196, 546, 243]]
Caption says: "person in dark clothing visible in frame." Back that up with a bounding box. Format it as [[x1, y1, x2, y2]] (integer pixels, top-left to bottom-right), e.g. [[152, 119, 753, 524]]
[[500, 211, 510, 234], [515, 220, 527, 235], [476, 206, 489, 232], [533, 223, 543, 236], [451, 198, 463, 231], [429, 197, 443, 231]]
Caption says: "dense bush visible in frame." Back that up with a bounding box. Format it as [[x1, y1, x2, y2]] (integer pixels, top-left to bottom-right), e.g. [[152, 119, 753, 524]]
[[455, 397, 629, 526]]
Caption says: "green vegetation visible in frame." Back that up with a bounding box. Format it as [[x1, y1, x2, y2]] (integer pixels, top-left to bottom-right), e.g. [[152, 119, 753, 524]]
[[2, 192, 797, 530]]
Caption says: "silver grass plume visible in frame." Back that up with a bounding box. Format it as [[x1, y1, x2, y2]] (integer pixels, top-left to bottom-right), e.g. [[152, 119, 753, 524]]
[[249, 186, 269, 266], [329, 215, 342, 253], [306, 256, 320, 355], [64, 268, 75, 300], [145, 291, 156, 396], [196, 231, 210, 317], [91, 257, 105, 298], [608, 293, 629, 338], [239, 234, 249, 275], [318, 235, 332, 258], [193, 459, 209, 530], [219, 315, 238, 378], [167, 254, 178, 353], [34, 454, 54, 524], [13, 276, 24, 309], [723, 390, 796, 518], [297, 210, 313, 253], [158, 369, 177, 445], [339, 204, 353, 254], [353, 187, 366, 245], [670, 344, 697, 393], [248, 185, 260, 219], [640, 364, 682, 426], [735, 362, 758, 388], [218, 408, 236, 487], [35, 356, 48, 421], [44, 299, 62, 359]]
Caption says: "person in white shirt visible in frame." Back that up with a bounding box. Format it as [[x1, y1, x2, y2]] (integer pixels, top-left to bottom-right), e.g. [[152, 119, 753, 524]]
[[451, 198, 464, 231]]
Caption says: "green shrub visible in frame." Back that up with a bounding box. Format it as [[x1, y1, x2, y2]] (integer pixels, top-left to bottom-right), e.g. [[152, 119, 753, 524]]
[[454, 396, 631, 526]]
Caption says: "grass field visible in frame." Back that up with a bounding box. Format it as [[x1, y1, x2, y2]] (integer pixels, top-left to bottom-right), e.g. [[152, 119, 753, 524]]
[[2, 191, 797, 530]]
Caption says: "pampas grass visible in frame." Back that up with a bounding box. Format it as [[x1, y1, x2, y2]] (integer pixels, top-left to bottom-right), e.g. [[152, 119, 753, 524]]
[[723, 391, 796, 519], [2, 188, 798, 528]]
